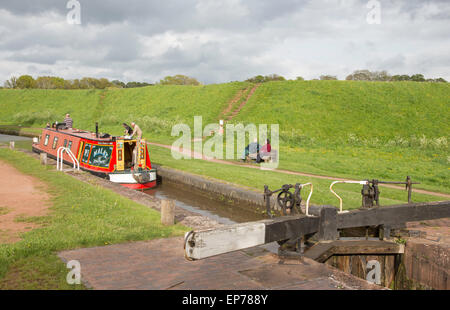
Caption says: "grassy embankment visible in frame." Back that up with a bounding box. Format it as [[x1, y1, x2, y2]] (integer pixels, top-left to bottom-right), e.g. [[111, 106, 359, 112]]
[[148, 144, 444, 209], [232, 81, 449, 194], [0, 148, 187, 289], [0, 80, 448, 196], [0, 82, 250, 144]]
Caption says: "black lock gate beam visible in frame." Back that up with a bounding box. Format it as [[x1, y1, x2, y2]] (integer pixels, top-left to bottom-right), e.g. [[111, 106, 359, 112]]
[[184, 200, 450, 260]]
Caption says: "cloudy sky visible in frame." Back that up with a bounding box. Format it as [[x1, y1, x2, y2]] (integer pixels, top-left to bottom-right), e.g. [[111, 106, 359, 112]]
[[0, 0, 449, 84]]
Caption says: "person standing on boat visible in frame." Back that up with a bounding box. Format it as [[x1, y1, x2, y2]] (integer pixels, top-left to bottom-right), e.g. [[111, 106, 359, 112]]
[[123, 123, 133, 137], [131, 122, 142, 140], [64, 114, 73, 129], [131, 122, 143, 169]]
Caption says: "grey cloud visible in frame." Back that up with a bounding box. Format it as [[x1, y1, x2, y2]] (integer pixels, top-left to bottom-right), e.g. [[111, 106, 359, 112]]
[[0, 0, 449, 83]]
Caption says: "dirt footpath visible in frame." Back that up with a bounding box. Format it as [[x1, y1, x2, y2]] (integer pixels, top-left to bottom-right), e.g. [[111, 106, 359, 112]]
[[0, 160, 50, 243]]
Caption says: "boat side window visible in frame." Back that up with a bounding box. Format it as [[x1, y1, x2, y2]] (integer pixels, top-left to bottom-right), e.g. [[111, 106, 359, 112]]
[[68, 141, 73, 150], [64, 139, 68, 148], [89, 145, 114, 168], [52, 137, 59, 149], [44, 134, 50, 146], [81, 143, 92, 164]]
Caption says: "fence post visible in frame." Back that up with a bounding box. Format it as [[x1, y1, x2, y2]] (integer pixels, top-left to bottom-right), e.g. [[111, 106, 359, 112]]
[[9, 141, 15, 150], [161, 200, 175, 226], [40, 152, 47, 165]]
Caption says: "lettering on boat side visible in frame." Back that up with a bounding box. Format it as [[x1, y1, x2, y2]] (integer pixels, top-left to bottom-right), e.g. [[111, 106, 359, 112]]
[[89, 145, 114, 167], [181, 294, 268, 307]]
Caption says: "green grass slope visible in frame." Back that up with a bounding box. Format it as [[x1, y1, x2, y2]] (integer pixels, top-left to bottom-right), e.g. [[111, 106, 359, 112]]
[[231, 81, 449, 193], [0, 80, 448, 193], [0, 89, 102, 130], [0, 82, 251, 143], [234, 80, 449, 148]]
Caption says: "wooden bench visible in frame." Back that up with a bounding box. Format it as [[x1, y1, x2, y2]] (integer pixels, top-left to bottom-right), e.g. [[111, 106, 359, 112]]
[[246, 150, 277, 163]]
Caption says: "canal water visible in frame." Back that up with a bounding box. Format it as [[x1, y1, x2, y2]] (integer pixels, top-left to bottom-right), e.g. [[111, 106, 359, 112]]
[[145, 181, 266, 225], [0, 134, 32, 142]]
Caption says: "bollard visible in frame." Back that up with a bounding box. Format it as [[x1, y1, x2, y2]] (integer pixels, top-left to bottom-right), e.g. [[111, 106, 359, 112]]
[[40, 152, 47, 165], [9, 141, 15, 150], [317, 205, 338, 241], [161, 200, 175, 226]]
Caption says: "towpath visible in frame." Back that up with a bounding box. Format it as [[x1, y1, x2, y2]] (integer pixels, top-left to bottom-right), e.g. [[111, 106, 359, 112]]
[[0, 160, 50, 243], [148, 142, 450, 199]]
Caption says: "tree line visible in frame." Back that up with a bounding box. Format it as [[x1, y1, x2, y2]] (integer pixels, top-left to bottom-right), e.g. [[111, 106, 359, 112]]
[[1, 75, 154, 90], [2, 70, 447, 90], [344, 70, 447, 82], [1, 74, 205, 90], [246, 70, 447, 83]]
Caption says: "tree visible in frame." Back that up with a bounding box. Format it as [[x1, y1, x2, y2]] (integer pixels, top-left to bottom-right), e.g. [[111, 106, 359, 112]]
[[35, 76, 55, 89], [411, 74, 425, 82], [246, 75, 265, 83], [346, 70, 372, 81], [296, 76, 305, 81], [97, 78, 113, 89], [159, 75, 201, 86], [346, 70, 391, 81], [4, 76, 18, 88], [320, 75, 338, 80], [111, 80, 126, 88], [71, 79, 81, 89], [17, 75, 36, 89], [246, 74, 286, 83], [391, 74, 411, 81], [126, 81, 152, 88], [50, 76, 66, 89], [373, 70, 391, 81], [265, 74, 286, 82]]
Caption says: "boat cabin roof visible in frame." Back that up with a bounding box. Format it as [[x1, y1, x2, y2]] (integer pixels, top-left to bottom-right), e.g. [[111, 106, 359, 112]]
[[44, 128, 133, 143]]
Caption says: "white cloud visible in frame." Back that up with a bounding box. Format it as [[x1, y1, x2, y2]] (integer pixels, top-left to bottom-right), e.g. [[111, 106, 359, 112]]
[[0, 0, 449, 84]]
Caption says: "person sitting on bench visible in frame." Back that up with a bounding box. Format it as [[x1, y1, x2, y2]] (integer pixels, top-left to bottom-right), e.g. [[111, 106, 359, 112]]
[[242, 138, 260, 162], [256, 139, 271, 163]]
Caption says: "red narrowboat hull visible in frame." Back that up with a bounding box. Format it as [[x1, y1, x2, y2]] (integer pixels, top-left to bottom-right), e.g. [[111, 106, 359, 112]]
[[121, 181, 157, 190], [32, 127, 157, 190]]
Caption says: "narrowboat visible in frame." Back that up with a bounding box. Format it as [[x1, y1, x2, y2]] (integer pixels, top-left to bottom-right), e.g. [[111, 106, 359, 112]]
[[32, 124, 157, 189]]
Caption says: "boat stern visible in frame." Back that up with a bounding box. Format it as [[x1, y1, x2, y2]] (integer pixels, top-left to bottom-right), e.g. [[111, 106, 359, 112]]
[[108, 168, 157, 190]]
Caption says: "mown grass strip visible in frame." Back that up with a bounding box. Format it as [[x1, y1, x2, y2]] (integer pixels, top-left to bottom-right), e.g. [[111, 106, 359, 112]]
[[0, 148, 188, 289]]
